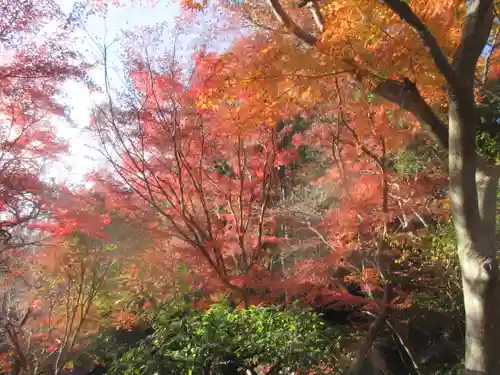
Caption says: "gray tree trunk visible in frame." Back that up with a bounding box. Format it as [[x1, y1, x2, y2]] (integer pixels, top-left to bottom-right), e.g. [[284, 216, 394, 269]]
[[449, 96, 500, 374]]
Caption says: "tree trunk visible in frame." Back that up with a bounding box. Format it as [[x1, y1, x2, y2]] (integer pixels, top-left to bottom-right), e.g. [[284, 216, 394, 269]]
[[449, 93, 500, 375], [461, 173, 500, 375], [458, 243, 500, 375]]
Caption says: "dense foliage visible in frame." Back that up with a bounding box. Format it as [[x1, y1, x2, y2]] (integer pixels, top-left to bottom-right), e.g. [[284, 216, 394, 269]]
[[1, 0, 500, 374], [101, 301, 337, 375]]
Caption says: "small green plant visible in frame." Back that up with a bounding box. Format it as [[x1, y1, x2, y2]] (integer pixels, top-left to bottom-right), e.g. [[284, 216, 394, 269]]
[[476, 130, 500, 164], [412, 221, 462, 315], [390, 137, 438, 177]]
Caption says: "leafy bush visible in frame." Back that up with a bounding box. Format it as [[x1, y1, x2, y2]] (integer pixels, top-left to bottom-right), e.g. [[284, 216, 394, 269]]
[[476, 130, 500, 164], [87, 325, 154, 366], [107, 301, 340, 375]]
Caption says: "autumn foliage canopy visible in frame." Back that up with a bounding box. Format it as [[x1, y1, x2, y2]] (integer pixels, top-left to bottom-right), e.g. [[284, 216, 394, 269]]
[[1, 0, 499, 374]]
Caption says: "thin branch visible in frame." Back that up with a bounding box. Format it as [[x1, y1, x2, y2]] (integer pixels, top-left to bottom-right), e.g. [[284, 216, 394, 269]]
[[307, 0, 325, 32], [349, 134, 392, 375], [349, 282, 390, 375], [381, 0, 456, 86], [266, 0, 317, 46], [482, 26, 500, 84]]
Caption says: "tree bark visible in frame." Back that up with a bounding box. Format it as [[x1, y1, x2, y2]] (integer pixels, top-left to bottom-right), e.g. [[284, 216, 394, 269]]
[[448, 74, 500, 375], [455, 163, 500, 375], [458, 242, 500, 375], [380, 1, 500, 373]]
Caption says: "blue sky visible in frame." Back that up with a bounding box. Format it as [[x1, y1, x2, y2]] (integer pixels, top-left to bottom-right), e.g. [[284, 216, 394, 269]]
[[48, 0, 183, 185]]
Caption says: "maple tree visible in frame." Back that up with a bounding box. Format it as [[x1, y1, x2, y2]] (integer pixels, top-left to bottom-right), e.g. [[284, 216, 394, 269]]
[[0, 0, 432, 373], [93, 38, 376, 311], [0, 1, 94, 372], [7, 234, 112, 375], [90, 32, 296, 306], [0, 187, 156, 375], [0, 0, 90, 269]]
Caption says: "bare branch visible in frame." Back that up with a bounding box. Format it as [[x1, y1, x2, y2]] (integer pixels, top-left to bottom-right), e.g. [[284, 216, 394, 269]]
[[348, 283, 389, 375], [364, 311, 422, 375], [374, 80, 449, 150], [307, 0, 325, 32], [266, 0, 317, 46]]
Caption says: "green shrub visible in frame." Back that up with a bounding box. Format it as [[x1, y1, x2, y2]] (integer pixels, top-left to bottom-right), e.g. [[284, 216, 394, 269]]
[[108, 301, 340, 375]]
